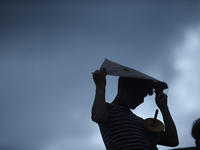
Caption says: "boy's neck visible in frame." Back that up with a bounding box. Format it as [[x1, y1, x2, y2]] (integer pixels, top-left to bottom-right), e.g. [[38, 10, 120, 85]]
[[112, 94, 126, 107]]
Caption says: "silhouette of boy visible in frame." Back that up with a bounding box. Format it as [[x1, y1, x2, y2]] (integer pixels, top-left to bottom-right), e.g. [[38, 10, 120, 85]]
[[191, 118, 200, 150], [91, 68, 179, 150]]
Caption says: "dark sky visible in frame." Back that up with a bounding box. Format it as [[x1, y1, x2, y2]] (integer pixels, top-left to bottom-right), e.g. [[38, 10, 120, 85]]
[[1, 1, 200, 150]]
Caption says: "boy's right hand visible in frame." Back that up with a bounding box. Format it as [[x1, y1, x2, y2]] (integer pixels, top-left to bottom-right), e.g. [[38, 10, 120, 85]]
[[92, 68, 107, 87]]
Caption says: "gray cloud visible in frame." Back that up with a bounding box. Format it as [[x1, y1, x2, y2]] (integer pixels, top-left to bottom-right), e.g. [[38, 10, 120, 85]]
[[1, 1, 200, 150]]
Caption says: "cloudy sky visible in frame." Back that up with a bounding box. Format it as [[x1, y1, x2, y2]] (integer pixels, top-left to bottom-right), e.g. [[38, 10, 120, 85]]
[[1, 1, 200, 150]]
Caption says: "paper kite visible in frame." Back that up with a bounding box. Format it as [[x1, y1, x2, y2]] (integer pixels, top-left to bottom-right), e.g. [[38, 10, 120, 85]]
[[100, 59, 168, 92]]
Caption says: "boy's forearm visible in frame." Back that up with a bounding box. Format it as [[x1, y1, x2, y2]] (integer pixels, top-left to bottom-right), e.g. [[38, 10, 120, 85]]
[[160, 106, 179, 146], [91, 86, 108, 123]]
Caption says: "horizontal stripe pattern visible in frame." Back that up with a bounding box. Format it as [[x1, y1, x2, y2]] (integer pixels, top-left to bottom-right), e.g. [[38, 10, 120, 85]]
[[99, 103, 150, 150]]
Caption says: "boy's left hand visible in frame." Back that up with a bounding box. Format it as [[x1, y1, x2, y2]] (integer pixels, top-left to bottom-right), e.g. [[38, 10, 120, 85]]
[[155, 92, 168, 110]]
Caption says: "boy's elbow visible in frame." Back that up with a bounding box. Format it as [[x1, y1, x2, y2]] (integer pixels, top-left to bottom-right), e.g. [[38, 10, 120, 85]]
[[173, 139, 179, 147], [169, 139, 179, 147]]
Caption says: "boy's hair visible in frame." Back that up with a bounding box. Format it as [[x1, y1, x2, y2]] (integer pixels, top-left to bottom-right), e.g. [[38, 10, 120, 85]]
[[191, 118, 200, 139], [118, 77, 154, 96]]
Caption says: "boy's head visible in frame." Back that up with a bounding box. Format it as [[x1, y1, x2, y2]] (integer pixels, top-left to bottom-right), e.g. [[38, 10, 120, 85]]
[[118, 77, 154, 96], [117, 77, 154, 109], [191, 118, 200, 149]]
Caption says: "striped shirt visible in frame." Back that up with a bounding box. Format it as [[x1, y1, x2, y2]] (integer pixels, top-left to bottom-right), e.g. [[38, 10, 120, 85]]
[[98, 103, 154, 150]]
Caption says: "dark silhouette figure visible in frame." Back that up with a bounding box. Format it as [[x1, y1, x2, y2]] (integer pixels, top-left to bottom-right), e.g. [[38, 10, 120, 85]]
[[91, 68, 179, 150], [192, 118, 200, 150]]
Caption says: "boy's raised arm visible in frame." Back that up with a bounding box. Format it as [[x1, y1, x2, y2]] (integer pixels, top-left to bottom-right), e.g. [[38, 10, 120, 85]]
[[156, 92, 179, 147], [91, 68, 109, 124]]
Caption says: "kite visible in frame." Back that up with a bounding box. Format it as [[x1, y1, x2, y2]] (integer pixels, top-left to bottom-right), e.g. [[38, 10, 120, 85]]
[[100, 58, 168, 92]]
